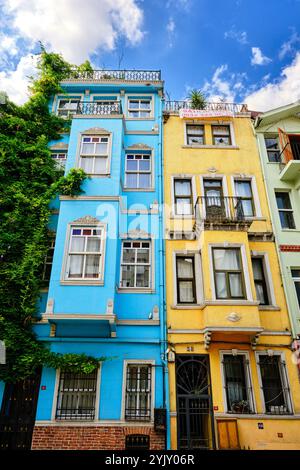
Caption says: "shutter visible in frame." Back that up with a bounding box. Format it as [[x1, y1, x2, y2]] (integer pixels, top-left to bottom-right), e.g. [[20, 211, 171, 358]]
[[278, 128, 293, 163]]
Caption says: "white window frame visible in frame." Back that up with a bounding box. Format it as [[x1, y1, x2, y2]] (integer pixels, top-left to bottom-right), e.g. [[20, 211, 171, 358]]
[[52, 366, 101, 422], [231, 175, 262, 218], [78, 134, 111, 175], [220, 350, 256, 414], [208, 243, 253, 302], [171, 175, 197, 218], [172, 250, 204, 306], [291, 268, 300, 310], [126, 94, 154, 119], [55, 96, 82, 118], [255, 351, 294, 415], [124, 152, 153, 190], [121, 360, 155, 422], [120, 240, 153, 290], [61, 222, 106, 285], [264, 134, 281, 163], [275, 190, 296, 230], [51, 151, 67, 169], [251, 251, 276, 307]]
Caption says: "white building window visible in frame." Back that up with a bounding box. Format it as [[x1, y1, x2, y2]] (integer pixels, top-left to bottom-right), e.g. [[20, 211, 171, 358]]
[[125, 364, 152, 421], [51, 151, 67, 169], [66, 226, 104, 280], [79, 135, 110, 175], [173, 178, 193, 215], [212, 248, 245, 299], [120, 241, 151, 288], [128, 99, 151, 118], [125, 154, 152, 189], [57, 99, 80, 117]]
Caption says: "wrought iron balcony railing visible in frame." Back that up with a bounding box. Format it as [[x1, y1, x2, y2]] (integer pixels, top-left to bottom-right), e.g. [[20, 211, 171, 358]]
[[195, 196, 245, 224], [164, 100, 248, 114], [76, 101, 122, 115], [63, 69, 161, 82]]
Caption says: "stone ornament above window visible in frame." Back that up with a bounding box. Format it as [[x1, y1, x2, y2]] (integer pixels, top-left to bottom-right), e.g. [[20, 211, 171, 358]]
[[71, 215, 101, 225], [126, 143, 152, 151], [80, 127, 110, 135]]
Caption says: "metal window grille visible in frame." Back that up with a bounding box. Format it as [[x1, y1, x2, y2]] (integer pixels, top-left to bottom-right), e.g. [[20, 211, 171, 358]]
[[222, 354, 255, 414], [258, 355, 292, 415], [125, 365, 152, 421], [125, 435, 150, 450], [56, 370, 97, 420]]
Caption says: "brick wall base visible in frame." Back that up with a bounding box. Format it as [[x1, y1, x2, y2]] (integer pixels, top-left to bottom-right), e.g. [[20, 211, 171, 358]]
[[31, 425, 165, 450]]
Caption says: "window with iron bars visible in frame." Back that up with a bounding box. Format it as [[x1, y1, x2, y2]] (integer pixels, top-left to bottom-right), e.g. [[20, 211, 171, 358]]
[[125, 364, 152, 421], [222, 354, 255, 414], [56, 370, 98, 420], [258, 355, 292, 415]]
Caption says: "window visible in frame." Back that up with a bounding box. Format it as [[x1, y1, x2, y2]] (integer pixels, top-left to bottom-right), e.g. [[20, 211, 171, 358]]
[[128, 99, 151, 118], [212, 125, 231, 145], [258, 355, 292, 415], [125, 364, 152, 421], [125, 435, 150, 450], [125, 154, 151, 189], [42, 235, 55, 283], [174, 179, 193, 215], [51, 151, 67, 169], [66, 226, 104, 280], [292, 269, 300, 309], [56, 370, 97, 420], [186, 124, 205, 145], [120, 241, 151, 288], [203, 178, 225, 218], [79, 135, 110, 175], [222, 354, 254, 414], [57, 98, 80, 117], [275, 192, 295, 229], [176, 256, 196, 304], [234, 180, 255, 217], [212, 248, 245, 299], [265, 136, 281, 162], [251, 257, 270, 305]]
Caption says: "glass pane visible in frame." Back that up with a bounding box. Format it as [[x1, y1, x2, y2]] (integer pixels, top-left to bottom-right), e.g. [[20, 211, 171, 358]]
[[95, 142, 108, 154], [85, 255, 100, 278], [129, 111, 139, 118], [139, 159, 150, 171], [140, 111, 150, 117], [294, 281, 300, 308], [177, 258, 194, 278], [223, 355, 247, 411], [123, 248, 135, 263], [268, 151, 281, 163], [279, 211, 295, 229], [214, 136, 230, 145], [235, 181, 252, 197], [58, 100, 69, 109], [80, 157, 93, 173], [187, 125, 204, 135], [175, 180, 191, 196], [137, 248, 150, 264], [241, 200, 254, 217], [187, 136, 204, 145], [179, 281, 194, 303], [126, 173, 138, 188], [213, 125, 230, 135], [229, 273, 243, 297], [86, 237, 101, 252], [259, 357, 285, 411], [214, 249, 240, 270], [139, 366, 150, 390], [81, 143, 94, 154], [126, 160, 138, 171], [141, 100, 151, 109], [94, 157, 107, 173], [255, 283, 266, 304], [265, 137, 279, 150], [252, 258, 263, 280], [69, 255, 83, 278], [129, 100, 139, 109], [139, 173, 151, 188], [276, 192, 291, 209], [70, 236, 85, 252], [215, 272, 227, 298], [136, 265, 150, 287], [176, 199, 192, 215], [121, 265, 135, 287], [291, 269, 300, 278]]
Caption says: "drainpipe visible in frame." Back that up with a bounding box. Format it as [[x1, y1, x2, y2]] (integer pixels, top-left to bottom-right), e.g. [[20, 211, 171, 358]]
[[157, 90, 170, 449]]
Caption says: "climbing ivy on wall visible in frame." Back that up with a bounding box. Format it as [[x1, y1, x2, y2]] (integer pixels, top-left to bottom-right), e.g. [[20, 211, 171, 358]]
[[0, 47, 103, 383]]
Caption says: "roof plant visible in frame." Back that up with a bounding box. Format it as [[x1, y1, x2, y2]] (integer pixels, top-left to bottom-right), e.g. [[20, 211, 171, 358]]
[[188, 88, 207, 110], [0, 47, 104, 383]]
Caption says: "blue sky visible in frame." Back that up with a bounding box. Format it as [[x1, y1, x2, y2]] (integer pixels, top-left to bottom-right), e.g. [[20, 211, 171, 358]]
[[0, 0, 300, 110]]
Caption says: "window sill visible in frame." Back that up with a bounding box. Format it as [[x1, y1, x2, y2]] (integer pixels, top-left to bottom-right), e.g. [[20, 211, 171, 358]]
[[117, 287, 155, 294], [85, 173, 111, 178], [214, 412, 298, 420], [245, 216, 266, 221], [171, 304, 205, 310], [206, 300, 259, 306], [123, 188, 155, 192], [125, 117, 155, 121], [258, 305, 280, 311], [182, 144, 239, 150], [281, 229, 300, 232], [60, 280, 104, 286]]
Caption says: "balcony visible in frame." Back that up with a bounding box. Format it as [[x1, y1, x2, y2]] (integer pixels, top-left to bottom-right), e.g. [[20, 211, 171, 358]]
[[164, 101, 248, 114], [279, 138, 300, 184], [61, 69, 162, 82], [194, 196, 252, 232], [76, 101, 122, 116]]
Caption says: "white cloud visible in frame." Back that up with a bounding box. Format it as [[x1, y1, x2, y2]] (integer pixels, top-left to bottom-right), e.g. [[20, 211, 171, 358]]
[[224, 28, 248, 45], [202, 65, 247, 102], [0, 53, 38, 104], [166, 17, 175, 48], [1, 0, 144, 63], [244, 52, 300, 111], [251, 47, 272, 66], [279, 29, 300, 60]]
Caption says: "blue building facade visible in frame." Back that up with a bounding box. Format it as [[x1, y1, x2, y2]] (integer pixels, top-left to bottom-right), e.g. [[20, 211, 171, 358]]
[[23, 71, 167, 450]]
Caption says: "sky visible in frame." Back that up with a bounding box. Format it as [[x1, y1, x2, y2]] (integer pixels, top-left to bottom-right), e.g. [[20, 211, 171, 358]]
[[0, 0, 300, 111]]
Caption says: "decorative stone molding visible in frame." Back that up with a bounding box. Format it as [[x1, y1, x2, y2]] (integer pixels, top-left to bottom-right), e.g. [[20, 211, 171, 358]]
[[126, 143, 152, 151], [120, 229, 151, 239], [49, 143, 68, 150], [152, 305, 159, 321], [106, 299, 114, 314], [227, 312, 241, 322], [72, 215, 100, 225], [208, 167, 217, 173], [46, 298, 54, 314], [81, 127, 110, 135]]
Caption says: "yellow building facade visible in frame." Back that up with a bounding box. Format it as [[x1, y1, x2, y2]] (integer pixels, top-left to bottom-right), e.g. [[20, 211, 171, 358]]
[[163, 103, 300, 450]]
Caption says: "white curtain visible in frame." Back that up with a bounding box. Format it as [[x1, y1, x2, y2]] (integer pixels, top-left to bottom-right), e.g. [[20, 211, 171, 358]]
[[86, 237, 101, 252], [80, 156, 93, 173], [85, 255, 100, 278], [69, 255, 83, 277], [214, 249, 240, 270], [177, 258, 193, 278], [179, 281, 194, 302], [175, 180, 191, 196], [94, 157, 107, 173], [70, 236, 85, 252]]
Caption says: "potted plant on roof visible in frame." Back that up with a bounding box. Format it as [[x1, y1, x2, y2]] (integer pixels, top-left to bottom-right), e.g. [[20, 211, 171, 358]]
[[188, 89, 207, 110]]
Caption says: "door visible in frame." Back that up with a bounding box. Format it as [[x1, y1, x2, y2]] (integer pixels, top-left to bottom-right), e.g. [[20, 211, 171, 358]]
[[0, 369, 41, 450], [176, 355, 215, 450], [203, 179, 225, 220]]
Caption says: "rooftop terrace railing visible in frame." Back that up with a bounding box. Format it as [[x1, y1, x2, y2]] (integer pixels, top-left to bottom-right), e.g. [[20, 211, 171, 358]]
[[164, 101, 248, 113], [63, 69, 162, 82], [77, 101, 122, 115]]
